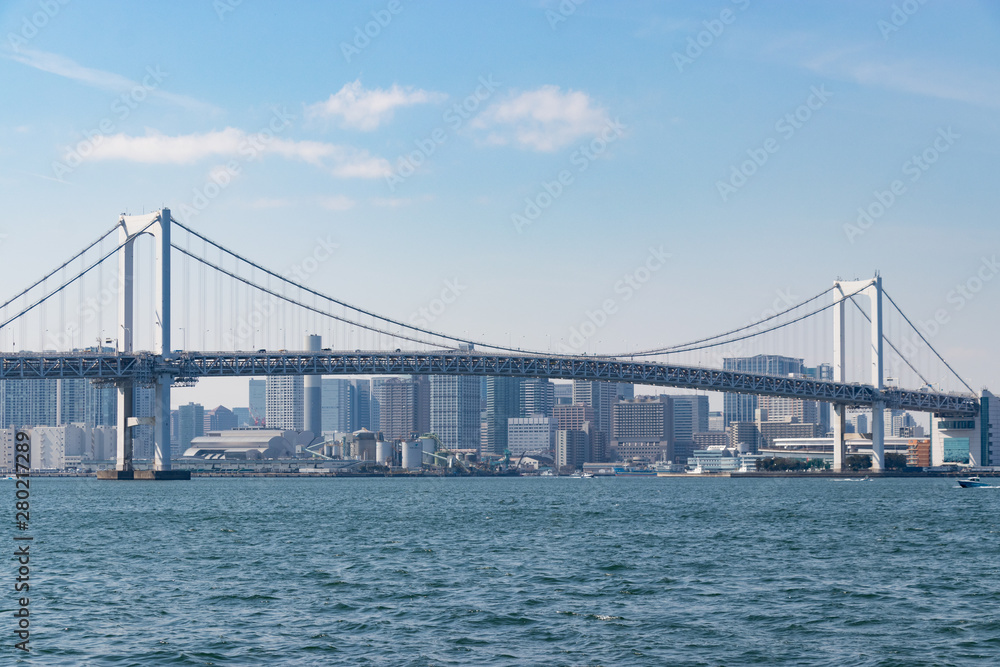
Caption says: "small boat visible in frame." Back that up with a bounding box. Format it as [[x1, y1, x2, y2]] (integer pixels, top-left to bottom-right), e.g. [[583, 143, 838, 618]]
[[581, 472, 595, 479], [958, 476, 990, 488]]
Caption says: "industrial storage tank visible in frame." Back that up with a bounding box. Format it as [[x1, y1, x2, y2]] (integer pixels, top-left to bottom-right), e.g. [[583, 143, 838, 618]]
[[375, 441, 392, 466], [401, 441, 423, 470], [419, 436, 437, 466]]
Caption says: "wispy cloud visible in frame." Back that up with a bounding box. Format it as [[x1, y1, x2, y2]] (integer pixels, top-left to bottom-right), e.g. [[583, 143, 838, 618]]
[[6, 48, 219, 113], [803, 48, 1000, 110], [319, 195, 357, 211], [370, 195, 434, 208], [85, 128, 392, 178], [471, 85, 610, 151], [305, 80, 447, 131]]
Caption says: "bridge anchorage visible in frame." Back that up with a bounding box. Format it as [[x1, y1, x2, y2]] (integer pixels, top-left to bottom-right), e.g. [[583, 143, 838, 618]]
[[0, 208, 989, 477]]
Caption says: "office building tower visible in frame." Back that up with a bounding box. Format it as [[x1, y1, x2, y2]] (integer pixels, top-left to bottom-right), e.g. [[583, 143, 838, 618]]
[[350, 379, 371, 432], [673, 395, 710, 442], [178, 402, 205, 456], [572, 380, 614, 437], [723, 355, 804, 426], [521, 379, 555, 418], [486, 376, 523, 454], [248, 379, 266, 425], [556, 424, 593, 470], [413, 375, 431, 435], [507, 416, 558, 455], [430, 375, 480, 451], [373, 377, 418, 441], [612, 396, 672, 462], [232, 407, 252, 427], [0, 378, 58, 428], [321, 378, 351, 433], [266, 375, 303, 430], [616, 383, 635, 401], [554, 383, 573, 405], [205, 405, 237, 432]]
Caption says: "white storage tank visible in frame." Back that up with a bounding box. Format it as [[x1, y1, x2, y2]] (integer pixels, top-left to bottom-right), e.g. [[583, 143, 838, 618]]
[[419, 436, 436, 466], [376, 441, 392, 466], [401, 441, 423, 470]]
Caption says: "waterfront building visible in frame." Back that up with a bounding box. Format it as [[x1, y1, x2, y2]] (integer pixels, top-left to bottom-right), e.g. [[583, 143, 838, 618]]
[[907, 439, 931, 467], [507, 416, 558, 455], [556, 424, 592, 470], [694, 431, 729, 449], [430, 375, 481, 451], [553, 404, 595, 432], [413, 375, 431, 435]]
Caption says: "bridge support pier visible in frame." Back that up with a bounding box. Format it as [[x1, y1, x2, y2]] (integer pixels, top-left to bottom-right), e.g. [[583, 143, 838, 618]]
[[832, 404, 845, 472], [115, 381, 134, 471]]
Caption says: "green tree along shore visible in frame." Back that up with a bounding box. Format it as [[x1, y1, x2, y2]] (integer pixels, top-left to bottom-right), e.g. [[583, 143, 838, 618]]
[[757, 453, 909, 471]]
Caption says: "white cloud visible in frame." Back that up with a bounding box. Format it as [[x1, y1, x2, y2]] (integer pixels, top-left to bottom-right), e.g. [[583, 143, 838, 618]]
[[370, 195, 434, 208], [471, 85, 610, 152], [801, 47, 1000, 110], [85, 128, 392, 178], [6, 49, 219, 113], [319, 195, 356, 211], [305, 80, 447, 131]]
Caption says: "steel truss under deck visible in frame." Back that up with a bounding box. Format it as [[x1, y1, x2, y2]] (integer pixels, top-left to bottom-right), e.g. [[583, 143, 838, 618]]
[[0, 351, 978, 417]]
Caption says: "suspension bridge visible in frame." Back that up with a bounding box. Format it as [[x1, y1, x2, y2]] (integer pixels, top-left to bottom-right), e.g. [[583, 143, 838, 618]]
[[0, 209, 984, 477]]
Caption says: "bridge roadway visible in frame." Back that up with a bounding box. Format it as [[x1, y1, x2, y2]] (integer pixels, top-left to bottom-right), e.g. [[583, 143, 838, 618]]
[[0, 350, 979, 416]]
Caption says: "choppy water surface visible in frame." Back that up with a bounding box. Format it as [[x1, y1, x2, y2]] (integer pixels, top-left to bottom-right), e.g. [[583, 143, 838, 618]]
[[5, 476, 1000, 665]]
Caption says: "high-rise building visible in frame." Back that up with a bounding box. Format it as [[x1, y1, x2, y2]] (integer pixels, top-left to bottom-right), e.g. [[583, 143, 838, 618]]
[[373, 377, 418, 441], [430, 375, 480, 451], [553, 404, 595, 431], [554, 383, 573, 405], [232, 407, 252, 427], [177, 402, 205, 456], [673, 395, 709, 442], [723, 355, 804, 426], [616, 383, 635, 401], [205, 405, 237, 432], [486, 376, 523, 454], [248, 379, 266, 426], [612, 396, 672, 462], [0, 378, 58, 428], [321, 378, 351, 433], [556, 424, 593, 470], [413, 375, 431, 435], [572, 380, 614, 438], [507, 416, 558, 455], [266, 376, 303, 430], [350, 379, 371, 431], [521, 379, 555, 417]]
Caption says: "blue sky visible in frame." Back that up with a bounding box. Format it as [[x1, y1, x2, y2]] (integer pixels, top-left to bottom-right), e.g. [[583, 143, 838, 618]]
[[1, 0, 998, 408]]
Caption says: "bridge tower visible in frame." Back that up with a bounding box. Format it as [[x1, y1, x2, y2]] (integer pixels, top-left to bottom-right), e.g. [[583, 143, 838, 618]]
[[111, 209, 173, 476], [832, 275, 884, 472]]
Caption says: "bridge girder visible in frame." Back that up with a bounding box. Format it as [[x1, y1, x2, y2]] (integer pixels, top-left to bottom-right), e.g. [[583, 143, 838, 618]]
[[0, 351, 977, 417]]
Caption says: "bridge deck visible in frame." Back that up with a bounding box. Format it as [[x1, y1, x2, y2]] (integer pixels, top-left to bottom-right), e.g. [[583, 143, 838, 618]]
[[0, 351, 978, 416]]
